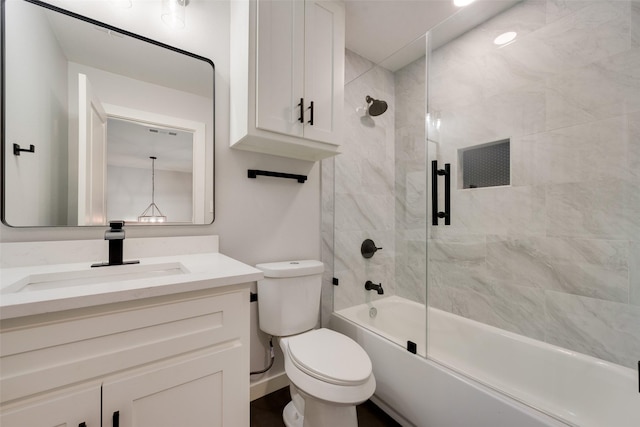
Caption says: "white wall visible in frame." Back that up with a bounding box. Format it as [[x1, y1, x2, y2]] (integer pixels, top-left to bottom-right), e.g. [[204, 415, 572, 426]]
[[107, 165, 193, 223], [0, 0, 321, 385], [4, 0, 69, 226]]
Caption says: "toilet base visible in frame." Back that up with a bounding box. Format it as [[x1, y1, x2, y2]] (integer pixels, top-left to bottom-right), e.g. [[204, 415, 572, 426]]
[[282, 384, 359, 427], [283, 401, 303, 427]]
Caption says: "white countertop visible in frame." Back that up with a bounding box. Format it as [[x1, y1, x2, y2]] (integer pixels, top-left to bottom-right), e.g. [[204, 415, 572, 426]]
[[0, 252, 264, 320]]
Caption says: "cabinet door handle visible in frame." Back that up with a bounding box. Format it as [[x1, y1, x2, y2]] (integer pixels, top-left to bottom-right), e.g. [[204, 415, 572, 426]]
[[113, 411, 120, 427], [298, 98, 304, 123], [307, 101, 314, 125], [79, 423, 87, 427]]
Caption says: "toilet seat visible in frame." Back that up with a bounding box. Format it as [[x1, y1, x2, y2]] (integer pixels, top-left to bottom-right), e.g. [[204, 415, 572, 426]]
[[279, 329, 376, 406], [286, 329, 372, 386]]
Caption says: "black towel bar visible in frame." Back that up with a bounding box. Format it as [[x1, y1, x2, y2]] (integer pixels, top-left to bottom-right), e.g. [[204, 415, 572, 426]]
[[247, 169, 307, 183]]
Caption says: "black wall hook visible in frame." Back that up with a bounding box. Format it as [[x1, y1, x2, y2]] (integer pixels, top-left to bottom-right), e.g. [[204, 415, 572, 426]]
[[13, 143, 35, 156]]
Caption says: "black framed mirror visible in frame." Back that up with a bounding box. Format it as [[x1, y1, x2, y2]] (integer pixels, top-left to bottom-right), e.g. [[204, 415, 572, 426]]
[[1, 0, 215, 227]]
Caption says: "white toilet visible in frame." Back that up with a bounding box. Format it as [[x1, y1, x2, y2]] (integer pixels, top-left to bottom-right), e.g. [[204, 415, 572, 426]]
[[256, 260, 376, 427]]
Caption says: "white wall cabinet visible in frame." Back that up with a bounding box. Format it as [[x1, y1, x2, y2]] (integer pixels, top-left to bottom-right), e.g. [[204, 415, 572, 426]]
[[230, 0, 345, 161], [0, 286, 250, 427]]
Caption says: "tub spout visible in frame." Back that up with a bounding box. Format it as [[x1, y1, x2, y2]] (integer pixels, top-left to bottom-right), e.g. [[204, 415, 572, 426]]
[[365, 280, 384, 295]]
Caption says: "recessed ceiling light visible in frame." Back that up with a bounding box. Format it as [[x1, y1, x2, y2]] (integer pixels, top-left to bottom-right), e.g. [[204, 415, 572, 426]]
[[453, 0, 476, 7], [494, 31, 517, 46]]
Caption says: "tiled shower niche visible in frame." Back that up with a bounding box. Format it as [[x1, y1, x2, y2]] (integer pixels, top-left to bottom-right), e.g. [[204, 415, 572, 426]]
[[460, 139, 510, 189]]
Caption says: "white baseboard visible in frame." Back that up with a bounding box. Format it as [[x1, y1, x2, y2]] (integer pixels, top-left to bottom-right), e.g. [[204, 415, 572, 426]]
[[370, 395, 415, 427], [250, 372, 290, 401]]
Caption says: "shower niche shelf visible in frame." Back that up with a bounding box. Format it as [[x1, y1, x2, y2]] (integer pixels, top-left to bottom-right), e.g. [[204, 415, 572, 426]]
[[459, 139, 510, 189]]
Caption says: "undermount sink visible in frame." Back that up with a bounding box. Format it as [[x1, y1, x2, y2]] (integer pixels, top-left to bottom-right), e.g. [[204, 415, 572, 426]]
[[1, 262, 189, 294]]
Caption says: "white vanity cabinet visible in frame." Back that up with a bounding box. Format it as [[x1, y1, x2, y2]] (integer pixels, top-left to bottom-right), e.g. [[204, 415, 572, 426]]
[[0, 384, 101, 427], [0, 285, 250, 427], [230, 0, 345, 161]]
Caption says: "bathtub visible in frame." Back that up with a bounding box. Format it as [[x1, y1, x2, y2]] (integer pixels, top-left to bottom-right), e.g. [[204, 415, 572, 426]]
[[331, 296, 640, 427]]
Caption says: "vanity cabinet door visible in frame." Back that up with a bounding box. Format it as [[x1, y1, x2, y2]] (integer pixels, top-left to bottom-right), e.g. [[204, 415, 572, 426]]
[[0, 384, 100, 427], [102, 345, 246, 427]]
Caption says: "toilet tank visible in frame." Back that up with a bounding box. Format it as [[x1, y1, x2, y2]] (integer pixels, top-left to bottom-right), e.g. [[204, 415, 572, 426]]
[[256, 260, 324, 336]]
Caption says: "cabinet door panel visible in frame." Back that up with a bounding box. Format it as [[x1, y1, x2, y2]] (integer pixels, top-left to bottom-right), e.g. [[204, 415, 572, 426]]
[[0, 385, 100, 427], [102, 346, 246, 427], [255, 0, 304, 137], [303, 0, 344, 144]]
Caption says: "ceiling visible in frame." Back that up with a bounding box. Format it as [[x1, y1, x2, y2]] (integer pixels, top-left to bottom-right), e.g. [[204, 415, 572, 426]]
[[44, 6, 213, 97], [344, 0, 521, 70], [344, 0, 458, 66], [107, 118, 194, 173]]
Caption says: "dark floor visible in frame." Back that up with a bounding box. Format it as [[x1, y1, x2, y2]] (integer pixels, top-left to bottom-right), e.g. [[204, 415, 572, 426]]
[[250, 386, 400, 427]]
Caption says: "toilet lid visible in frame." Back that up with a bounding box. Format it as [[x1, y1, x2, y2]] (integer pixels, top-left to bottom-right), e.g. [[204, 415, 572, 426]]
[[286, 329, 372, 386]]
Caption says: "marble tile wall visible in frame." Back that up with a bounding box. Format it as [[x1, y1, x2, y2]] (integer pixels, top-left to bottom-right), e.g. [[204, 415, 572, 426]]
[[427, 0, 640, 368]]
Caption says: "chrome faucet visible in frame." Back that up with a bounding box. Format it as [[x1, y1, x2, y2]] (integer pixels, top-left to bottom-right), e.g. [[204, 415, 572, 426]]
[[365, 280, 384, 295], [92, 221, 139, 267]]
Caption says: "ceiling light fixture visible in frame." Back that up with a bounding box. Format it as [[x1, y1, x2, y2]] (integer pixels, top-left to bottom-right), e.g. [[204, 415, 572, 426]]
[[494, 31, 518, 46], [453, 0, 476, 7], [162, 0, 188, 29], [138, 156, 167, 223]]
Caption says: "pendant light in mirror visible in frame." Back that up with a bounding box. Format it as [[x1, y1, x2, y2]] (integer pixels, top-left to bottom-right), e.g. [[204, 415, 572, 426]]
[[138, 156, 167, 223]]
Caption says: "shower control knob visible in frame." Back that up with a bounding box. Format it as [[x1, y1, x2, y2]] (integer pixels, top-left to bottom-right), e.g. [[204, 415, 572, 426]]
[[361, 239, 382, 258]]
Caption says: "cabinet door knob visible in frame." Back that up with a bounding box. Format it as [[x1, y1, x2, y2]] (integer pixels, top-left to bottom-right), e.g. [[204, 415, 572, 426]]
[[79, 423, 87, 427], [113, 411, 120, 427], [307, 101, 314, 125], [298, 98, 304, 123]]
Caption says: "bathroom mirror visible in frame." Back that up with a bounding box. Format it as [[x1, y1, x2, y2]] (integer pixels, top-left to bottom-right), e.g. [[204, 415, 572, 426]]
[[1, 0, 215, 227]]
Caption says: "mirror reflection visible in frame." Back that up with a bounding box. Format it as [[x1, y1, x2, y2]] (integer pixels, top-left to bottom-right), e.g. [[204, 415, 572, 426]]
[[2, 0, 215, 227]]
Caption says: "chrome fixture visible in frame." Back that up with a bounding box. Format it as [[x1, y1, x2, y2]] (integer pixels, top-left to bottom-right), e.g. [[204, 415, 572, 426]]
[[365, 281, 384, 295], [138, 156, 167, 223]]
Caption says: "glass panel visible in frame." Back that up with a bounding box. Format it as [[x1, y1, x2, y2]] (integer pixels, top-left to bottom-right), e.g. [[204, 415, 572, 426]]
[[426, 0, 640, 425], [328, 38, 428, 355]]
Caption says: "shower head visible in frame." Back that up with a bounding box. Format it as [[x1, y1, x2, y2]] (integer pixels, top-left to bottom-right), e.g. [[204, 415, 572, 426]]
[[365, 95, 388, 117]]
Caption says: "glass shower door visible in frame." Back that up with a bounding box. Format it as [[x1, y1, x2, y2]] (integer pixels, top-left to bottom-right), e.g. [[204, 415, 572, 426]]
[[328, 38, 429, 355], [425, 0, 640, 424]]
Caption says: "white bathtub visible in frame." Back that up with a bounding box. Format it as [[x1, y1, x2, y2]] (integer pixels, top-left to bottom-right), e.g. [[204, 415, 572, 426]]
[[331, 296, 640, 427]]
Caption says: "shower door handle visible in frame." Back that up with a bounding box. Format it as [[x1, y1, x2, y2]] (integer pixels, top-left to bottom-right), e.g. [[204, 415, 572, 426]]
[[431, 160, 451, 226]]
